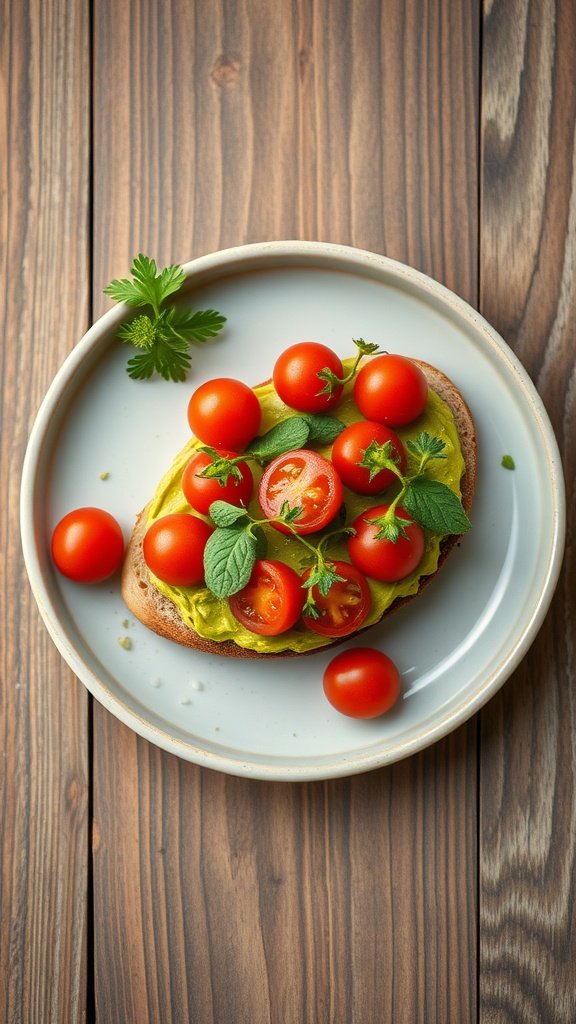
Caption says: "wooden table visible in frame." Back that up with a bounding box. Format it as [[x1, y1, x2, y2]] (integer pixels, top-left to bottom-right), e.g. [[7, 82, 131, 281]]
[[3, 1, 575, 1020]]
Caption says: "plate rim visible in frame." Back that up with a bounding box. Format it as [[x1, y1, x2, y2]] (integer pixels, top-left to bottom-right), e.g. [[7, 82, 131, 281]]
[[20, 240, 566, 780]]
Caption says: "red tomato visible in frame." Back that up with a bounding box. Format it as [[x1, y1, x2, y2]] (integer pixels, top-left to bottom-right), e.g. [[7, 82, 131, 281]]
[[229, 559, 305, 636], [347, 504, 425, 582], [273, 341, 344, 412], [301, 561, 372, 637], [354, 354, 428, 426], [187, 377, 261, 450], [331, 420, 407, 495], [143, 513, 212, 586], [181, 449, 254, 516], [323, 647, 401, 718], [259, 449, 344, 535], [51, 507, 124, 584]]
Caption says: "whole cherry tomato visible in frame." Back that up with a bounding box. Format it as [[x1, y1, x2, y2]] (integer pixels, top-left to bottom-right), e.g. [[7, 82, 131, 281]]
[[323, 647, 401, 718], [182, 449, 254, 516], [354, 354, 428, 426], [347, 504, 425, 582], [273, 341, 344, 412], [331, 420, 407, 495], [301, 561, 372, 637], [143, 513, 212, 586], [51, 507, 124, 583], [187, 377, 261, 450], [259, 449, 344, 535], [229, 559, 305, 635]]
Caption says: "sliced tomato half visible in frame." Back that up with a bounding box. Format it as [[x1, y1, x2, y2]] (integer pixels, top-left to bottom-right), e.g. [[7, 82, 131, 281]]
[[258, 449, 344, 535], [301, 560, 372, 637], [228, 559, 305, 636]]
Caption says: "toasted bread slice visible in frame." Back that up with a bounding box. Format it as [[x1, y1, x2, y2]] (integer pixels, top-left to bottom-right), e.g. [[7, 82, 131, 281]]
[[121, 360, 476, 658]]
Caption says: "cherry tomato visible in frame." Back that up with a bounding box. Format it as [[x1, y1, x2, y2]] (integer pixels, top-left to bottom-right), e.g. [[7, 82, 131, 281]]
[[143, 513, 212, 586], [51, 507, 124, 583], [331, 420, 407, 495], [187, 377, 261, 450], [347, 504, 425, 582], [301, 561, 372, 637], [323, 647, 401, 718], [354, 354, 428, 426], [182, 449, 254, 516], [273, 341, 344, 412], [229, 559, 305, 636], [259, 449, 344, 535]]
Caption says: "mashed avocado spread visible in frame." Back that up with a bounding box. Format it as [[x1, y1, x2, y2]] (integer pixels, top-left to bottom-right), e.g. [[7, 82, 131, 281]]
[[146, 365, 466, 654]]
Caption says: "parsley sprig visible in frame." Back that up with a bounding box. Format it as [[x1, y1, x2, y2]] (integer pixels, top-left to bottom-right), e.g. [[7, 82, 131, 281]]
[[104, 254, 226, 382], [363, 431, 471, 540], [316, 337, 382, 397], [203, 499, 353, 614]]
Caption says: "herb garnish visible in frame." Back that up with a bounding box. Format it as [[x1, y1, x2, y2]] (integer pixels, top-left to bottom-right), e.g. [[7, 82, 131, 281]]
[[197, 414, 346, 485], [362, 431, 472, 540], [501, 454, 515, 470], [104, 254, 226, 382], [204, 500, 352, 614]]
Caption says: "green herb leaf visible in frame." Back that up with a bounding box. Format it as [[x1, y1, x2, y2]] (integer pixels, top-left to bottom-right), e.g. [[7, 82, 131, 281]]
[[203, 526, 256, 597], [245, 417, 310, 462], [104, 254, 185, 313], [104, 254, 226, 382], [302, 413, 346, 445], [501, 454, 515, 470], [208, 501, 250, 528], [164, 307, 227, 343], [406, 432, 447, 461], [403, 476, 471, 535]]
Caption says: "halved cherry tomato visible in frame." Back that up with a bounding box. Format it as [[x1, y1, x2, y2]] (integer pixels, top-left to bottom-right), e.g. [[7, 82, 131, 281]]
[[273, 341, 344, 412], [259, 449, 344, 535], [187, 377, 261, 450], [354, 354, 428, 426], [323, 647, 401, 718], [331, 420, 407, 495], [229, 559, 305, 635], [347, 504, 425, 582], [182, 449, 254, 516], [143, 513, 212, 586], [51, 507, 124, 583], [301, 561, 372, 637]]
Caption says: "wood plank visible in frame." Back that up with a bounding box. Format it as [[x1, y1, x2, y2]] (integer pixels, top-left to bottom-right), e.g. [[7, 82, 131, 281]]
[[0, 0, 91, 1020], [479, 0, 576, 1019], [92, 1, 479, 1020]]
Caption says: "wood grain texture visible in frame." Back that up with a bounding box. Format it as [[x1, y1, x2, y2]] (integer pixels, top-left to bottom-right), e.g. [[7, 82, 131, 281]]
[[92, 2, 479, 1022], [480, 0, 576, 1020], [0, 0, 90, 1020]]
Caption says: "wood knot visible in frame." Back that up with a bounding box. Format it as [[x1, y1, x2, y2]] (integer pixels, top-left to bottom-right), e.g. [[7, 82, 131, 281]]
[[211, 55, 241, 88]]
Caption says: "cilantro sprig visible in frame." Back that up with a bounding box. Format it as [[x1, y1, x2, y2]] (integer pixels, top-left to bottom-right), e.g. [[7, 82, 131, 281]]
[[196, 413, 346, 486], [363, 431, 471, 540], [104, 254, 226, 382], [203, 500, 353, 613], [316, 337, 382, 397]]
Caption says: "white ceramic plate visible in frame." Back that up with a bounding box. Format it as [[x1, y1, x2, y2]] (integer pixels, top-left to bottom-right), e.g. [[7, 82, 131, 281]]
[[21, 242, 565, 781]]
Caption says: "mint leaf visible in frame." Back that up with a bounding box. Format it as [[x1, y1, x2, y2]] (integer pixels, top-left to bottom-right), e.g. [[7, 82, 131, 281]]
[[203, 527, 256, 597], [245, 417, 310, 462], [403, 476, 471, 535], [302, 413, 346, 445], [208, 501, 250, 528]]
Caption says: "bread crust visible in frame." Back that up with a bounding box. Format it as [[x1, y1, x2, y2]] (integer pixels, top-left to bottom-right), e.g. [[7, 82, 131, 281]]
[[121, 360, 477, 658]]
